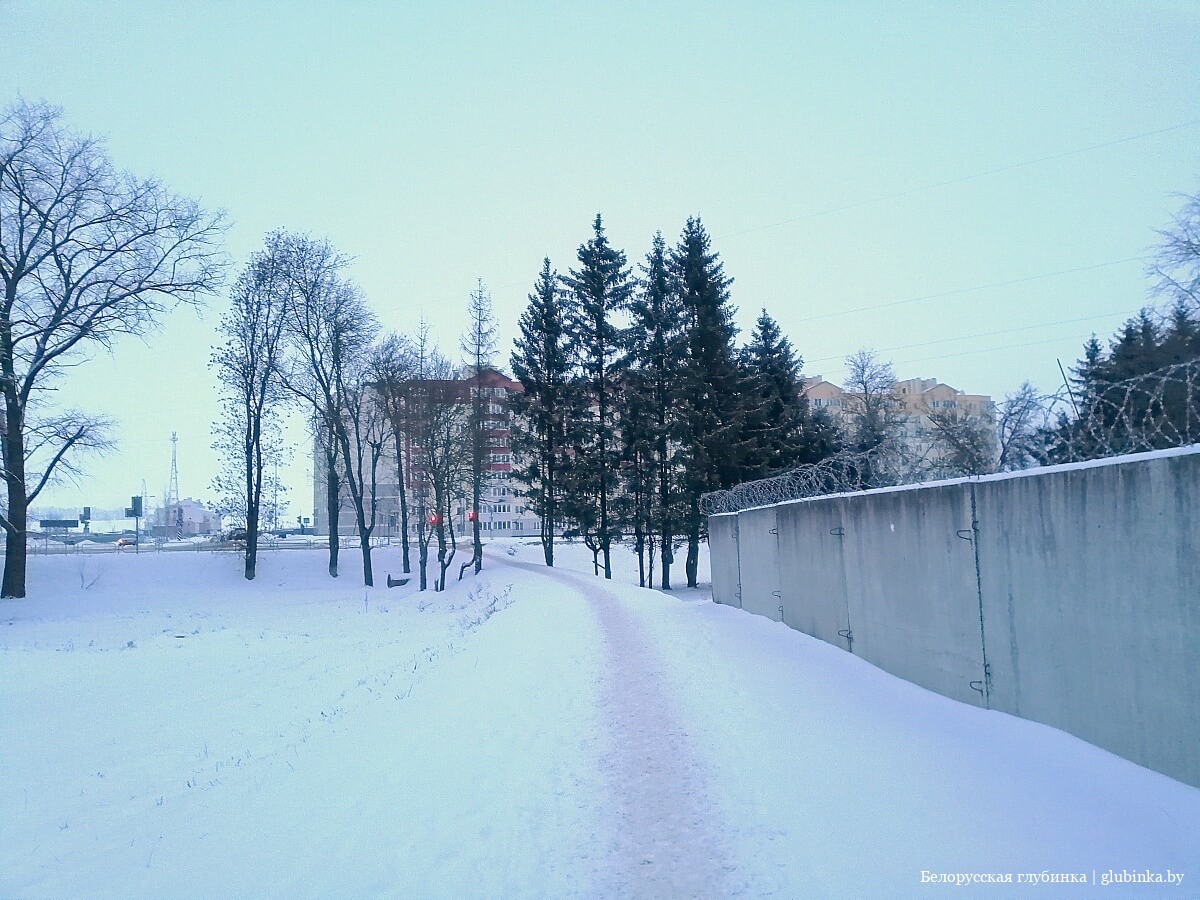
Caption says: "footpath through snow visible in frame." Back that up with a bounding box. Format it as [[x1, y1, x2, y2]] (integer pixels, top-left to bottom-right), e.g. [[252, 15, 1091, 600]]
[[2, 542, 1198, 898], [501, 555, 733, 896]]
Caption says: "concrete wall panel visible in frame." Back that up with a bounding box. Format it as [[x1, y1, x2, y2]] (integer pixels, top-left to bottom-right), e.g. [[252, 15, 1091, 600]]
[[708, 514, 741, 607], [838, 485, 986, 707], [775, 498, 851, 649], [735, 506, 782, 622], [708, 447, 1200, 786], [975, 451, 1200, 787]]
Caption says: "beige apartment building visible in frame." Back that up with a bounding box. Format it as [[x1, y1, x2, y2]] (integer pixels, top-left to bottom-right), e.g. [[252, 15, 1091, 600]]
[[804, 375, 997, 472]]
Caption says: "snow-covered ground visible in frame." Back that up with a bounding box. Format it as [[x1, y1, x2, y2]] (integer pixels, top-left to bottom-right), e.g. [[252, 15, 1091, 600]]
[[2, 541, 1196, 898]]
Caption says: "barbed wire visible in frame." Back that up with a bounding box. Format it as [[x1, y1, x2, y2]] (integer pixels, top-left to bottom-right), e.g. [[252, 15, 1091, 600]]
[[699, 449, 885, 515], [700, 357, 1200, 515], [1045, 357, 1200, 462]]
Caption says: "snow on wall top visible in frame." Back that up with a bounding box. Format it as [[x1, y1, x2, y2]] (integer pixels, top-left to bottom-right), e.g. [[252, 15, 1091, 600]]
[[711, 443, 1200, 516]]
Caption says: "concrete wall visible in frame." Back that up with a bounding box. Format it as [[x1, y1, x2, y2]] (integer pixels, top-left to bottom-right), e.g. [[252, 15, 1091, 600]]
[[708, 514, 741, 608], [709, 447, 1200, 787], [836, 484, 987, 707], [736, 506, 782, 622], [775, 499, 851, 650]]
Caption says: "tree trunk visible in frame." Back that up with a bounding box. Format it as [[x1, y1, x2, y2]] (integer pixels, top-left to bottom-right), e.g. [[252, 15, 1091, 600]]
[[1, 393, 28, 598], [324, 441, 340, 578], [433, 486, 448, 591], [360, 533, 373, 586], [541, 515, 554, 567], [657, 430, 672, 591], [541, 465, 555, 567], [686, 528, 700, 588], [245, 423, 259, 581], [2, 518, 26, 599], [634, 524, 646, 587], [417, 521, 429, 591], [471, 498, 482, 576], [661, 534, 673, 591], [1, 324, 28, 598], [395, 433, 410, 574], [245, 504, 259, 581], [647, 536, 656, 590]]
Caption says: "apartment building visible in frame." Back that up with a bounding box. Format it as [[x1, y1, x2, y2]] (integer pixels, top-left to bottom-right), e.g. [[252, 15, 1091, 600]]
[[804, 375, 997, 469], [312, 368, 539, 539]]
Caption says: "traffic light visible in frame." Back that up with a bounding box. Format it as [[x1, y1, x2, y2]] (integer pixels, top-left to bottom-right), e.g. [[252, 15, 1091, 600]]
[[467, 510, 477, 522], [131, 495, 143, 518], [428, 514, 441, 526]]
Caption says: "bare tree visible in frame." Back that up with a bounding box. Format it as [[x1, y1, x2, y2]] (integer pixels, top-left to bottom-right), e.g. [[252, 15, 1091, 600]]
[[279, 235, 379, 584], [0, 101, 224, 597], [842, 349, 902, 485], [407, 324, 435, 590], [996, 381, 1054, 471], [923, 406, 997, 477], [211, 233, 290, 579], [406, 323, 469, 591], [371, 334, 415, 574], [426, 368, 470, 591], [275, 234, 348, 577], [339, 359, 389, 584], [460, 278, 497, 576], [210, 416, 288, 527], [1153, 189, 1200, 314]]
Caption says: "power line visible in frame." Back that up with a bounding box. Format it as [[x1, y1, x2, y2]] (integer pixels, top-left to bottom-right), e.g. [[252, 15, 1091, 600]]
[[816, 331, 1100, 378], [805, 307, 1139, 366], [891, 332, 1099, 368], [779, 254, 1149, 326], [718, 118, 1200, 241]]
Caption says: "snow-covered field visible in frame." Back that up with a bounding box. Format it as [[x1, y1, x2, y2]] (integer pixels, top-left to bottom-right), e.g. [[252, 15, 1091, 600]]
[[2, 540, 1197, 898]]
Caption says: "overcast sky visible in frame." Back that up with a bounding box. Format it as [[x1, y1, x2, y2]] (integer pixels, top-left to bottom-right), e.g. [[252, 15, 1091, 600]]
[[4, 0, 1199, 518]]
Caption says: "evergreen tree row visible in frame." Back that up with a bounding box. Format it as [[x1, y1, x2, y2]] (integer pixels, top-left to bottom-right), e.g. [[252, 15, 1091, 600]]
[[510, 215, 839, 588], [1046, 299, 1200, 459]]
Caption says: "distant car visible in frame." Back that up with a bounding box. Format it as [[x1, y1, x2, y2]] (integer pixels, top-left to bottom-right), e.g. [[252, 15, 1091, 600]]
[[225, 528, 248, 542], [116, 536, 137, 548]]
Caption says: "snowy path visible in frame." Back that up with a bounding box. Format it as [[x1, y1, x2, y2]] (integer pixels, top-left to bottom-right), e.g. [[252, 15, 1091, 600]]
[[3, 545, 1199, 898], [502, 556, 731, 898]]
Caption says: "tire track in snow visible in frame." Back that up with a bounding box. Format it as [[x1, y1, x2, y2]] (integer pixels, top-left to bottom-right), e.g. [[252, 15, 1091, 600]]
[[494, 554, 730, 898]]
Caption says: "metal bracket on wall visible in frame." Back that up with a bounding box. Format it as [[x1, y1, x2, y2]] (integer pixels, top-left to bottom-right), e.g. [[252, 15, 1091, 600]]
[[769, 527, 778, 535], [837, 628, 854, 652], [956, 529, 974, 542], [830, 527, 845, 537], [969, 680, 985, 696]]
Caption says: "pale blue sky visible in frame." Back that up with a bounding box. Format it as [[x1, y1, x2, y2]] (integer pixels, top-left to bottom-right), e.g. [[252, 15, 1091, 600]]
[[4, 0, 1198, 514]]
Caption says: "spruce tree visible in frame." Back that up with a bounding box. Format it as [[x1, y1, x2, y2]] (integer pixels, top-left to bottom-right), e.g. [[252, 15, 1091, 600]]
[[672, 216, 745, 587], [561, 214, 632, 579], [624, 232, 687, 589], [510, 259, 575, 567], [740, 308, 828, 478]]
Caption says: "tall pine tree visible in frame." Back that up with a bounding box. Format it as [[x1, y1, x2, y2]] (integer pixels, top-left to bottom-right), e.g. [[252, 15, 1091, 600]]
[[740, 309, 834, 478], [561, 215, 632, 579], [623, 232, 687, 589], [672, 216, 745, 587], [510, 259, 575, 567]]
